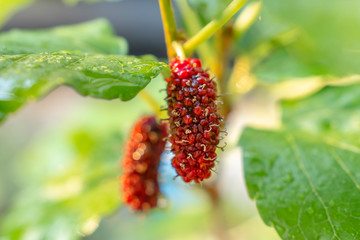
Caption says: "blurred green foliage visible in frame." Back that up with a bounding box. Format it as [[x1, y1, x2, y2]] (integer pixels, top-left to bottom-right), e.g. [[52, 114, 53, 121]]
[[186, 0, 360, 83], [0, 73, 169, 239], [239, 0, 360, 83], [0, 99, 124, 239], [187, 0, 232, 23], [1, 125, 122, 239]]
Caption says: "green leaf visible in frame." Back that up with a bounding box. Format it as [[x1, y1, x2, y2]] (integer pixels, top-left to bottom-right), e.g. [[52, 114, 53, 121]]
[[0, 20, 168, 123], [240, 85, 360, 239], [0, 19, 128, 55], [0, 52, 169, 122]]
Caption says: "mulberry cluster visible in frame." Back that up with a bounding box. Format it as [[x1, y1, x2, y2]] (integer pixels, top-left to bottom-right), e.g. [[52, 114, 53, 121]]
[[121, 116, 167, 211], [166, 58, 223, 183]]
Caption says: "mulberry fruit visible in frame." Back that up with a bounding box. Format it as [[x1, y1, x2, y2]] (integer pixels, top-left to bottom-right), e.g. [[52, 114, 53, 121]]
[[121, 116, 168, 211], [166, 58, 223, 183]]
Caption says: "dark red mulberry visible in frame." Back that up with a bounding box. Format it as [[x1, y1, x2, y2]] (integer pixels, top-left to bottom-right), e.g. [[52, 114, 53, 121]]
[[166, 58, 223, 183], [121, 116, 167, 211]]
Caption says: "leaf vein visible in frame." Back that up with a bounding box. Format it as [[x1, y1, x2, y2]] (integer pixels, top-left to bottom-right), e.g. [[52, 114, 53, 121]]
[[327, 147, 360, 191], [297, 192, 311, 240], [286, 133, 340, 240]]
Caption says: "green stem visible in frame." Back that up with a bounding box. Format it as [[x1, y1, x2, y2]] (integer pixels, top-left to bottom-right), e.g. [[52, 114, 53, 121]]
[[183, 0, 248, 56], [175, 0, 216, 64], [214, 27, 233, 117], [138, 90, 164, 119], [158, 0, 178, 59], [172, 41, 186, 60]]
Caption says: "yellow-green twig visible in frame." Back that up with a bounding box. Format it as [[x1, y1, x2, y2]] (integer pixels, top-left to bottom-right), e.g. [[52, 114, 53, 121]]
[[175, 0, 216, 65], [159, 0, 178, 59], [183, 0, 248, 56], [138, 90, 165, 119]]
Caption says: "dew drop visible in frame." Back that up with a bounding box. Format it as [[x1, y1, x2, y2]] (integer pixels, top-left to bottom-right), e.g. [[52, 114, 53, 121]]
[[25, 64, 38, 69], [34, 58, 44, 63]]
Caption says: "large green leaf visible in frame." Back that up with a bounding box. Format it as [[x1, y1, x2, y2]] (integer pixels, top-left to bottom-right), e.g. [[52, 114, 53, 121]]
[[240, 85, 360, 239], [0, 52, 169, 122], [0, 20, 169, 123], [0, 19, 127, 55]]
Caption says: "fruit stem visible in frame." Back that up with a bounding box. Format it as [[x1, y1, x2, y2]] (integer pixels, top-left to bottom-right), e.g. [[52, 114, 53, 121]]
[[172, 41, 186, 60], [183, 0, 248, 56], [138, 90, 164, 118], [213, 27, 233, 117], [159, 0, 178, 59]]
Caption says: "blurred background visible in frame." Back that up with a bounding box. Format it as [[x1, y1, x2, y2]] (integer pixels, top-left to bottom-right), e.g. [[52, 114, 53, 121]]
[[4, 0, 360, 239], [0, 0, 279, 239]]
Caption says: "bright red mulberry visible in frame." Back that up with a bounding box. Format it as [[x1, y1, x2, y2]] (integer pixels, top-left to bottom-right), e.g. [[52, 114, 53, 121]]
[[166, 58, 223, 183], [121, 116, 168, 211]]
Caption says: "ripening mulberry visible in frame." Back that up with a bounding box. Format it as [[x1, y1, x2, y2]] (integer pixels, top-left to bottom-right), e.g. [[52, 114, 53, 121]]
[[166, 58, 223, 183], [121, 116, 167, 211]]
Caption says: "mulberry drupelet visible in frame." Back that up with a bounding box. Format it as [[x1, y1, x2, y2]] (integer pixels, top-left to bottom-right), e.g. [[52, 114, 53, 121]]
[[121, 116, 167, 211], [166, 58, 223, 183]]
